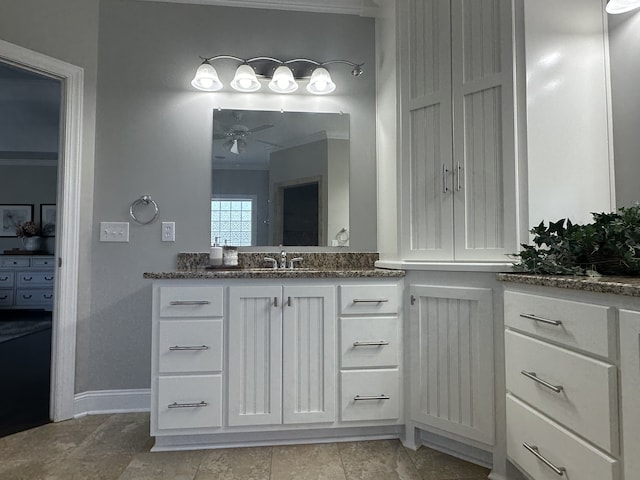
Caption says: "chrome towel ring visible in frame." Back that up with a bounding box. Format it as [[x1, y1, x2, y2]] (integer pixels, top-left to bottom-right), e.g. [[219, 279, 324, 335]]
[[129, 195, 159, 225]]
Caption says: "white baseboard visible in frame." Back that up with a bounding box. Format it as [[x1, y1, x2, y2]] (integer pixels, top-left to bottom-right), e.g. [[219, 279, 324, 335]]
[[74, 389, 150, 417]]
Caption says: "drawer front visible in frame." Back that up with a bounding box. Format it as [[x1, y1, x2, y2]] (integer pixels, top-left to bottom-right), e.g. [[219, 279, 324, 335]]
[[31, 257, 55, 267], [340, 284, 398, 315], [0, 289, 14, 306], [504, 290, 615, 358], [0, 257, 29, 267], [15, 289, 54, 306], [505, 330, 618, 454], [0, 272, 14, 287], [17, 271, 55, 287], [159, 286, 224, 318], [507, 394, 619, 480], [341, 369, 400, 421], [158, 320, 223, 373], [157, 375, 222, 430], [340, 316, 400, 368]]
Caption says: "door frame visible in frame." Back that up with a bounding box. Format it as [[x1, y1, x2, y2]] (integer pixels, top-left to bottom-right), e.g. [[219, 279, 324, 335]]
[[0, 39, 83, 421]]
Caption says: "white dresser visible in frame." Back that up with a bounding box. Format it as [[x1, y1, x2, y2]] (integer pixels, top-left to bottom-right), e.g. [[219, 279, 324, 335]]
[[149, 276, 404, 451], [502, 279, 640, 480], [0, 255, 55, 311]]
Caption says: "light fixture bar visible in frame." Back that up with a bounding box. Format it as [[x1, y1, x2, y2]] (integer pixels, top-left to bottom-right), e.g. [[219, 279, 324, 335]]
[[191, 55, 364, 94]]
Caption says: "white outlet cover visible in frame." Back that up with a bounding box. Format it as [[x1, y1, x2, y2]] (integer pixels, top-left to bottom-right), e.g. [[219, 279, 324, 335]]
[[162, 222, 175, 242], [100, 222, 130, 242]]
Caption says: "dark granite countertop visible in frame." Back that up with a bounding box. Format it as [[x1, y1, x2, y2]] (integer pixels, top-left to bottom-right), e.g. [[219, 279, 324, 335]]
[[497, 273, 640, 297], [144, 268, 405, 280]]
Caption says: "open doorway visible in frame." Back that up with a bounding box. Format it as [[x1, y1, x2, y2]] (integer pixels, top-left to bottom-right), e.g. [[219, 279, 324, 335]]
[[273, 176, 325, 246], [0, 61, 61, 436]]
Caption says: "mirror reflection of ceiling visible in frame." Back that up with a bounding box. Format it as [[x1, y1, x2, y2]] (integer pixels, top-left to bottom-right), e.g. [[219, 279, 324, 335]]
[[212, 109, 349, 171], [0, 62, 61, 161]]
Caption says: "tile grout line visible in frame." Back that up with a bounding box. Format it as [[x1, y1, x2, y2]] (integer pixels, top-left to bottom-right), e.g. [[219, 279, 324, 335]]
[[336, 442, 349, 480]]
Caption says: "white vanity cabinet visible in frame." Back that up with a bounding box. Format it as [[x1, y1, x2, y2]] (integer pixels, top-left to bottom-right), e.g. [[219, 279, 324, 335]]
[[0, 255, 55, 310], [502, 284, 633, 480], [150, 276, 404, 451]]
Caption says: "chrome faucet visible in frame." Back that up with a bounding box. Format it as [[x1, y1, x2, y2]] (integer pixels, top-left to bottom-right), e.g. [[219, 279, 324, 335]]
[[289, 257, 304, 269], [280, 250, 287, 269], [263, 257, 278, 269]]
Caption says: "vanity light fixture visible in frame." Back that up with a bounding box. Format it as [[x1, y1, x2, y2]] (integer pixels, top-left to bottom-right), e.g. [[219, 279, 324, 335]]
[[190, 55, 363, 95], [606, 0, 640, 13]]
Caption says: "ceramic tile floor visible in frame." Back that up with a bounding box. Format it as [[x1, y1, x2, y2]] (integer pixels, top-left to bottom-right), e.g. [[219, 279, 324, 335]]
[[0, 413, 490, 479]]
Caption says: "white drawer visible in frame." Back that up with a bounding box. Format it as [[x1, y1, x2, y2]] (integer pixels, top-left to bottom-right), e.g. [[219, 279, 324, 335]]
[[17, 271, 55, 287], [158, 320, 223, 373], [505, 330, 618, 454], [341, 369, 400, 421], [0, 272, 14, 287], [159, 286, 224, 318], [504, 290, 615, 358], [31, 257, 55, 267], [507, 394, 619, 480], [0, 257, 29, 267], [340, 316, 400, 368], [15, 289, 54, 306], [157, 375, 222, 430], [340, 284, 398, 315], [0, 289, 14, 306]]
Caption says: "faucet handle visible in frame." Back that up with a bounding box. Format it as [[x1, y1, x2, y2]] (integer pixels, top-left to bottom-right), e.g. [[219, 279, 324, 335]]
[[264, 257, 278, 269], [289, 257, 304, 269]]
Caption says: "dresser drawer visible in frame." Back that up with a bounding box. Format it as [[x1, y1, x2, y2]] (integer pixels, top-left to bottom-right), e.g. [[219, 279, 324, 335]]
[[31, 257, 55, 267], [0, 289, 14, 306], [159, 286, 224, 318], [340, 316, 399, 368], [0, 272, 14, 287], [506, 330, 618, 454], [0, 257, 29, 267], [158, 320, 223, 373], [340, 284, 398, 315], [507, 394, 619, 480], [341, 369, 400, 421], [504, 290, 615, 358], [15, 289, 54, 306], [157, 375, 222, 430], [17, 271, 55, 287]]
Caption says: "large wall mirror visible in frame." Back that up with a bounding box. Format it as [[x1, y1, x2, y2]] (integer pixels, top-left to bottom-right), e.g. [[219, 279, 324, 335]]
[[211, 109, 350, 247]]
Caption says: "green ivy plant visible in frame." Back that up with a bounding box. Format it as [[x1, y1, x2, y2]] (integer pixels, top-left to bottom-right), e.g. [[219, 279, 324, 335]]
[[512, 205, 640, 276]]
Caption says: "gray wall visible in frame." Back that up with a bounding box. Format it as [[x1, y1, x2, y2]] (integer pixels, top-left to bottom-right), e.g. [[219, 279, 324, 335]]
[[609, 11, 640, 208], [87, 1, 375, 391], [212, 169, 270, 245]]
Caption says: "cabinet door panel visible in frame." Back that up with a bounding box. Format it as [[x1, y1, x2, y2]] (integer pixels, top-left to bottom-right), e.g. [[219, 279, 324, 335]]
[[620, 309, 640, 480], [282, 286, 335, 424], [228, 286, 282, 426], [409, 285, 494, 444]]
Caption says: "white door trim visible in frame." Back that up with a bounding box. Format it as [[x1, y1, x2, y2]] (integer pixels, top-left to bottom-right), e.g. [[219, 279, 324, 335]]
[[0, 39, 83, 421]]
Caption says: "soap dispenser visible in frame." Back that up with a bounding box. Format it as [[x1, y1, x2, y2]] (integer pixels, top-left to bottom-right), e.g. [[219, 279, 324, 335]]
[[210, 237, 223, 267]]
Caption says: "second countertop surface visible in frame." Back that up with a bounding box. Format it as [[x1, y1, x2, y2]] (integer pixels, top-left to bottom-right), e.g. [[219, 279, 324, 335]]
[[144, 268, 406, 280]]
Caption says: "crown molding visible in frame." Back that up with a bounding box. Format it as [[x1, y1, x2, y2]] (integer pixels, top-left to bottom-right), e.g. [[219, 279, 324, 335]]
[[134, 0, 379, 17]]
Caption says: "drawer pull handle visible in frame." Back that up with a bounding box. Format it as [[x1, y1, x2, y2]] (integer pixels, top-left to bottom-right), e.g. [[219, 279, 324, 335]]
[[169, 345, 209, 351], [520, 313, 562, 326], [353, 341, 389, 347], [288, 296, 292, 307], [22, 294, 33, 299], [23, 276, 33, 282], [167, 401, 208, 409], [169, 300, 211, 306], [44, 294, 53, 300], [353, 298, 389, 304], [523, 443, 566, 476], [0, 276, 9, 281], [45, 276, 54, 281], [274, 296, 278, 307], [521, 370, 564, 393], [0, 295, 7, 300], [354, 394, 390, 401]]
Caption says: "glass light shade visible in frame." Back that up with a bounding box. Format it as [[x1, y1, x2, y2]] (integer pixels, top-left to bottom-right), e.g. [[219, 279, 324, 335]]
[[306, 67, 336, 95], [268, 66, 299, 93], [606, 0, 640, 13], [230, 64, 261, 92], [191, 62, 223, 91]]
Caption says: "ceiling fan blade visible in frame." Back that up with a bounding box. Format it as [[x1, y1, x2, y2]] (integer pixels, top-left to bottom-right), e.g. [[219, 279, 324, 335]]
[[248, 124, 274, 133]]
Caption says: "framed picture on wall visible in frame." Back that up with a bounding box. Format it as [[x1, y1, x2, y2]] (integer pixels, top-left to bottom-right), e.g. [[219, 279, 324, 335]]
[[0, 204, 34, 237], [40, 204, 57, 237]]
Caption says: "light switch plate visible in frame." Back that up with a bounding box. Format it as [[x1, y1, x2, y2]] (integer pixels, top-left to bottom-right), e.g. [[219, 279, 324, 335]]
[[100, 222, 129, 242]]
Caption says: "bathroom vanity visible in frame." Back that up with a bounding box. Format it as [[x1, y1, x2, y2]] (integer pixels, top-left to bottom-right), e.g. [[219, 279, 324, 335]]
[[145, 256, 405, 451]]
